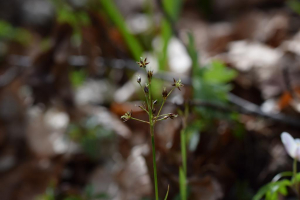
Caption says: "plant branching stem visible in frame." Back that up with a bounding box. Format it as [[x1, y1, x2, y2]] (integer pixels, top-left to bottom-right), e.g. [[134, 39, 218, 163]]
[[155, 117, 167, 122], [131, 117, 149, 124], [139, 106, 149, 114], [146, 77, 159, 200], [155, 88, 175, 124]]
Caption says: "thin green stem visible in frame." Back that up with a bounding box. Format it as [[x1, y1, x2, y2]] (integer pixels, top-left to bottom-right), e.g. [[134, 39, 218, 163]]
[[294, 158, 299, 197], [155, 100, 166, 122], [167, 87, 175, 97], [151, 125, 159, 200], [180, 103, 189, 200], [155, 117, 167, 122], [155, 113, 169, 119], [139, 106, 149, 114], [131, 117, 149, 124], [181, 129, 187, 176], [145, 76, 159, 200]]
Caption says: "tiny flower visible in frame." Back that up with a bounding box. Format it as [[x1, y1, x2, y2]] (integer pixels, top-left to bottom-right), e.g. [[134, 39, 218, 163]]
[[137, 57, 149, 68], [162, 87, 168, 98], [144, 85, 149, 94], [121, 111, 132, 122], [137, 75, 141, 84], [147, 70, 153, 82], [168, 113, 178, 119], [281, 132, 300, 161], [172, 78, 184, 91]]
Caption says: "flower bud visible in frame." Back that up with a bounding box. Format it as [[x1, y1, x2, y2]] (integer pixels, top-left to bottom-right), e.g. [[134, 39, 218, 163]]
[[147, 70, 153, 82], [172, 78, 184, 91], [153, 100, 157, 105], [137, 75, 141, 84], [137, 57, 149, 68], [168, 113, 178, 119], [162, 87, 168, 98], [144, 85, 149, 94], [121, 111, 132, 122]]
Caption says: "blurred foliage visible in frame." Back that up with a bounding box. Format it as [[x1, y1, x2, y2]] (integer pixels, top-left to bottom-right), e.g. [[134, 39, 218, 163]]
[[68, 116, 114, 160], [188, 32, 237, 120], [99, 0, 143, 60], [158, 0, 183, 70], [0, 20, 31, 45], [253, 179, 291, 200], [52, 0, 91, 46], [69, 69, 87, 88], [37, 184, 109, 200], [287, 0, 300, 15]]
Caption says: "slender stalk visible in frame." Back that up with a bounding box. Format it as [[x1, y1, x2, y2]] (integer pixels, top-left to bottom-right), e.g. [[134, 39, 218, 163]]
[[131, 117, 149, 124], [156, 100, 166, 120], [151, 124, 159, 200], [139, 106, 149, 114], [294, 158, 299, 196], [155, 88, 175, 124], [181, 129, 187, 176], [155, 113, 169, 119], [155, 117, 167, 122], [180, 104, 189, 200], [146, 76, 159, 200]]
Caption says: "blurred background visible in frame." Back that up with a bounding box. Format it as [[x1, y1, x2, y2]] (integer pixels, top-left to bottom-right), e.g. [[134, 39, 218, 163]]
[[2, 0, 300, 199]]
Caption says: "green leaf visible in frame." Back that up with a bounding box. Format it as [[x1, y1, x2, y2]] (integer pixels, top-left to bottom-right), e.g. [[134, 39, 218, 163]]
[[253, 180, 291, 200], [69, 69, 86, 88], [157, 0, 183, 70], [253, 183, 272, 200], [0, 20, 31, 45], [188, 33, 201, 73], [287, 0, 300, 15], [272, 171, 293, 182], [94, 193, 109, 199], [179, 167, 187, 200], [164, 185, 170, 200], [203, 61, 237, 84], [158, 19, 172, 70], [99, 0, 143, 60], [163, 0, 182, 21]]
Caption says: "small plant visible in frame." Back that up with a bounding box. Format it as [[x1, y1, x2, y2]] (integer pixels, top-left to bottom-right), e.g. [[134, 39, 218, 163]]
[[121, 57, 183, 200], [253, 132, 300, 200]]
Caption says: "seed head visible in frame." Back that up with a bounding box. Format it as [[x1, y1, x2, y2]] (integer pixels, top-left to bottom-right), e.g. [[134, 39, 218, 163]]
[[147, 70, 153, 82], [144, 85, 149, 94], [168, 113, 178, 119], [121, 111, 132, 122], [172, 78, 184, 91], [137, 57, 149, 68], [162, 87, 168, 98]]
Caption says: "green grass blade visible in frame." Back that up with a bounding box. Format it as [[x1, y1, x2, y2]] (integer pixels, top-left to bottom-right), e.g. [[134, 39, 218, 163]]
[[164, 185, 170, 200], [99, 0, 143, 60], [157, 0, 183, 70]]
